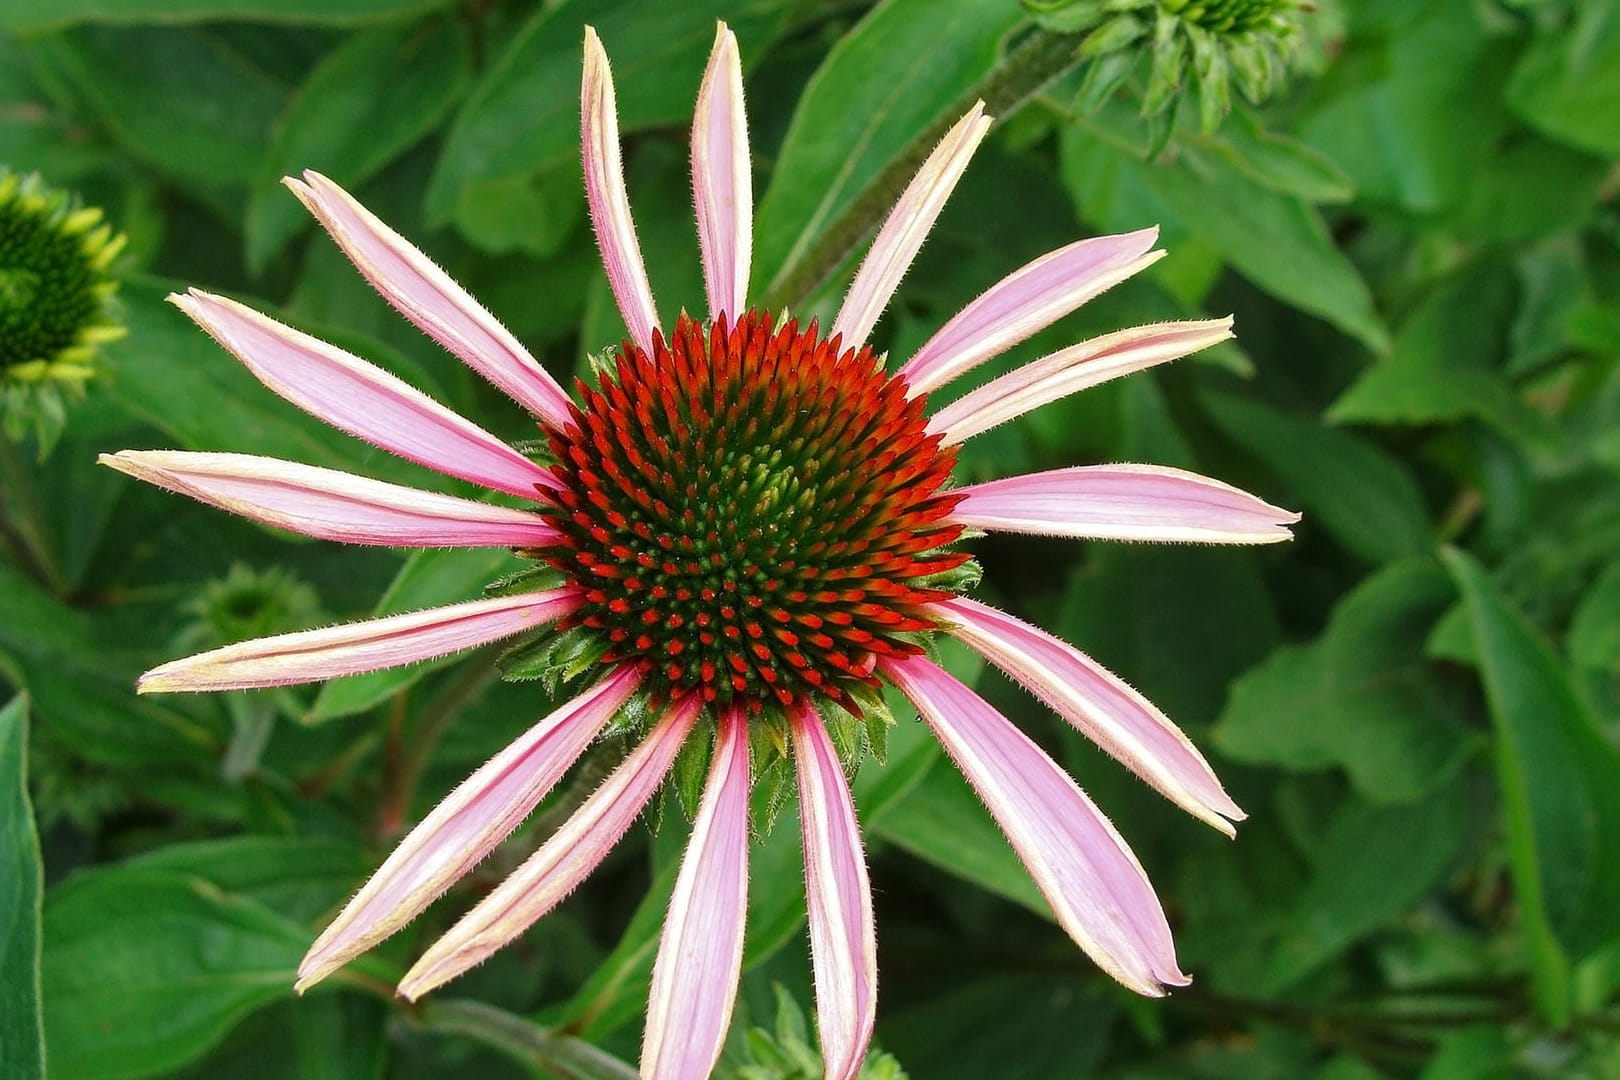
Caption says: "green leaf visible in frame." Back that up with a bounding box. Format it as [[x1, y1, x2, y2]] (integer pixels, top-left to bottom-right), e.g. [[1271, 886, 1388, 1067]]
[[1215, 559, 1475, 804], [119, 836, 372, 925], [308, 546, 521, 722], [0, 697, 45, 1080], [42, 868, 308, 1080], [1506, 1, 1620, 157], [1569, 559, 1620, 672], [1199, 388, 1434, 564], [246, 18, 471, 272], [1444, 549, 1620, 968], [425, 0, 790, 227], [1, 0, 452, 34], [1205, 108, 1354, 205], [752, 0, 1024, 295]]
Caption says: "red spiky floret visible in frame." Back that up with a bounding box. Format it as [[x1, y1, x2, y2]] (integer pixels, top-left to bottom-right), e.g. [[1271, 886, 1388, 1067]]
[[539, 310, 967, 712]]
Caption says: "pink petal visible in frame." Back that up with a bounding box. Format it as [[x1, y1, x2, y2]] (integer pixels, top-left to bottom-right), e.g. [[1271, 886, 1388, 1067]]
[[298, 666, 640, 991], [582, 27, 660, 356], [830, 103, 992, 352], [790, 704, 877, 1080], [691, 23, 752, 324], [284, 173, 572, 430], [934, 597, 1244, 835], [927, 318, 1234, 444], [883, 655, 1189, 997], [397, 694, 703, 999], [643, 704, 751, 1080], [897, 230, 1163, 396], [138, 588, 581, 693], [951, 464, 1299, 544], [99, 451, 557, 549], [170, 290, 558, 499]]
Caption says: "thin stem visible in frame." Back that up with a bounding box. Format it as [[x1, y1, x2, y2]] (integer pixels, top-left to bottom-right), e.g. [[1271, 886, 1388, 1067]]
[[760, 26, 1088, 313], [374, 650, 499, 840], [0, 435, 67, 595], [418, 999, 639, 1080]]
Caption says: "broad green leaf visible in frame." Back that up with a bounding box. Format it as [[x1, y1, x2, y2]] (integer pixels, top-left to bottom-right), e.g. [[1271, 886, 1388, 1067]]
[[1206, 108, 1354, 205], [1569, 559, 1620, 672], [1, 0, 451, 34], [1506, 1, 1620, 157], [1264, 779, 1467, 991], [246, 18, 471, 272], [0, 697, 45, 1080], [42, 868, 308, 1080], [1199, 388, 1434, 564], [307, 546, 522, 722], [121, 836, 372, 925], [424, 0, 790, 227], [1444, 550, 1620, 965], [1215, 559, 1475, 804], [752, 0, 1024, 295]]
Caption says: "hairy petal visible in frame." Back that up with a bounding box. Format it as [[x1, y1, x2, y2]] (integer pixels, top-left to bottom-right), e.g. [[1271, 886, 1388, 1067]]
[[884, 655, 1189, 996], [790, 703, 877, 1080], [642, 705, 751, 1080], [898, 230, 1162, 395], [170, 290, 557, 498], [583, 26, 660, 355], [284, 173, 572, 429], [100, 451, 557, 549], [928, 319, 1234, 445], [398, 695, 703, 1000], [692, 23, 752, 324], [950, 464, 1299, 544], [936, 597, 1243, 834], [297, 666, 640, 991], [139, 588, 582, 693], [831, 104, 992, 351]]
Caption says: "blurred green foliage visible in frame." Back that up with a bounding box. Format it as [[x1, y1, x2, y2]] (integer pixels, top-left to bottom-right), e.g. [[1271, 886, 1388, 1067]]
[[3, 0, 1620, 1076]]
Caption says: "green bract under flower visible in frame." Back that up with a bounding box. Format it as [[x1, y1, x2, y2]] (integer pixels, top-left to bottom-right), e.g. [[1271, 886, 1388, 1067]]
[[0, 170, 126, 446]]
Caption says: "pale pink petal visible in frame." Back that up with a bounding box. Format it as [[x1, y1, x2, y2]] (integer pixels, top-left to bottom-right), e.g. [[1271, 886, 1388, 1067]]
[[898, 231, 1163, 396], [583, 27, 660, 356], [171, 290, 558, 499], [790, 703, 876, 1080], [883, 655, 1189, 997], [642, 704, 751, 1080], [298, 666, 639, 991], [934, 597, 1243, 835], [138, 588, 581, 694], [951, 464, 1299, 544], [692, 23, 752, 324], [99, 451, 557, 550], [284, 173, 572, 429], [398, 694, 703, 999], [830, 104, 992, 352], [926, 319, 1234, 444]]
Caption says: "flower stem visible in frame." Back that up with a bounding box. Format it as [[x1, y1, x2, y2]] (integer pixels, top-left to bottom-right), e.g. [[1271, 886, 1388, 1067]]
[[417, 999, 639, 1080], [761, 26, 1088, 313], [0, 434, 67, 595]]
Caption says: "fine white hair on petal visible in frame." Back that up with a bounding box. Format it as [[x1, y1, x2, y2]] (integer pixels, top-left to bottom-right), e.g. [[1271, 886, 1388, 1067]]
[[935, 596, 1245, 835], [830, 103, 993, 352], [396, 694, 703, 1000], [284, 172, 573, 430], [582, 26, 661, 356], [692, 22, 753, 325], [297, 665, 641, 992]]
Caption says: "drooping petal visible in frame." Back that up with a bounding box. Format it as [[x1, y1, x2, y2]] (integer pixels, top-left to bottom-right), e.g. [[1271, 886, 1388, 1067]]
[[898, 230, 1163, 396], [298, 666, 640, 991], [139, 588, 581, 694], [643, 704, 751, 1080], [950, 464, 1299, 544], [100, 451, 558, 550], [934, 597, 1243, 835], [927, 318, 1234, 444], [883, 655, 1189, 997], [830, 104, 992, 352], [398, 694, 703, 999], [582, 26, 660, 356], [790, 704, 877, 1080], [284, 173, 573, 429], [691, 22, 752, 324], [170, 290, 558, 499]]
